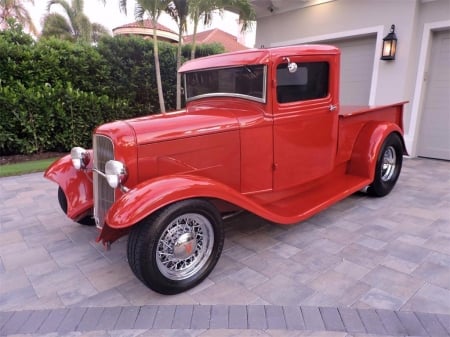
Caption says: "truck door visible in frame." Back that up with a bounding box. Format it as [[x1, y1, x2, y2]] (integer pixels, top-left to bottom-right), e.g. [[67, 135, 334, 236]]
[[273, 54, 339, 190]]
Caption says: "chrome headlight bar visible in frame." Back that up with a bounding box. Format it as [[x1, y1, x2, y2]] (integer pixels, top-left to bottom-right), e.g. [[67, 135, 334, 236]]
[[70, 147, 128, 191]]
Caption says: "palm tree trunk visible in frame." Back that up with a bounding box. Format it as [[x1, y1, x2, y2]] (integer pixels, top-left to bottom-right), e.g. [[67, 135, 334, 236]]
[[190, 11, 199, 60], [153, 24, 166, 114]]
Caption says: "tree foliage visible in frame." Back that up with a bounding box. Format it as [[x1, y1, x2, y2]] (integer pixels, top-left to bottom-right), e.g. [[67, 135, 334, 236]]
[[41, 0, 110, 43], [0, 0, 37, 35]]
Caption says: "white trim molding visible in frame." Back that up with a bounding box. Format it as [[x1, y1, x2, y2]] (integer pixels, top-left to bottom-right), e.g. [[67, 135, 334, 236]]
[[268, 26, 384, 106], [406, 20, 450, 156]]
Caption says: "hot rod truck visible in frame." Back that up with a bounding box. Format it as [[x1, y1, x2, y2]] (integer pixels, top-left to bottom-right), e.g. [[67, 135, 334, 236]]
[[45, 45, 407, 294]]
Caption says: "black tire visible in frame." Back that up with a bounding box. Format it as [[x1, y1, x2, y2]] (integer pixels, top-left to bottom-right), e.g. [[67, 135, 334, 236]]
[[367, 133, 403, 197], [127, 199, 224, 295], [57, 187, 95, 226]]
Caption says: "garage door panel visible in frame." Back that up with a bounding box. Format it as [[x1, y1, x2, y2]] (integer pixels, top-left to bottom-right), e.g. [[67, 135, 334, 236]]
[[418, 30, 450, 160], [324, 36, 376, 105]]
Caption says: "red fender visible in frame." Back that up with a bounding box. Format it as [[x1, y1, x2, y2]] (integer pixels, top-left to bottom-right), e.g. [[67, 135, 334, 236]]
[[348, 122, 406, 179], [105, 175, 282, 229], [44, 152, 93, 220]]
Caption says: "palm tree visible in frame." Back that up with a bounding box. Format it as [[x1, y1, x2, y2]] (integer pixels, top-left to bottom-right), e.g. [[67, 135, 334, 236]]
[[189, 0, 255, 59], [133, 0, 170, 114], [167, 0, 188, 109], [0, 0, 38, 35], [41, 0, 109, 43], [167, 0, 254, 108]]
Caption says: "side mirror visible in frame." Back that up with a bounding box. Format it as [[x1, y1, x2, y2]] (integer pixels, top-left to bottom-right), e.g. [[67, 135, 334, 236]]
[[284, 57, 298, 73]]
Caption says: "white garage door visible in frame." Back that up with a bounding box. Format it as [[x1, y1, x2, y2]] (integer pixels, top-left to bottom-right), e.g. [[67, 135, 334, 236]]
[[417, 29, 450, 161], [323, 35, 376, 105]]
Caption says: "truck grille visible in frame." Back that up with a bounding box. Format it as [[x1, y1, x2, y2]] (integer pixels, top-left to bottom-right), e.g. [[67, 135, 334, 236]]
[[93, 135, 115, 228]]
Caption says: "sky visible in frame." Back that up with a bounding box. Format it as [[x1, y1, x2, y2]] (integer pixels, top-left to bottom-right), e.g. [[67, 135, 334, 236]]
[[26, 1, 256, 47]]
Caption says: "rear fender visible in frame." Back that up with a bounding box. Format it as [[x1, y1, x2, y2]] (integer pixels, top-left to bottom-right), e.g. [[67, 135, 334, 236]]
[[105, 175, 267, 229], [348, 122, 406, 179], [44, 152, 93, 220]]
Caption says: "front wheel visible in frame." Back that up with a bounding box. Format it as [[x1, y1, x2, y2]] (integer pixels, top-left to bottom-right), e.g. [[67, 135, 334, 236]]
[[367, 133, 403, 197], [127, 199, 224, 294]]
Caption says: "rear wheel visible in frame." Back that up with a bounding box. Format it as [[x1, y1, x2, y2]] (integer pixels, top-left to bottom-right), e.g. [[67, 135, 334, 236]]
[[127, 199, 224, 294], [57, 187, 95, 226], [367, 133, 403, 197]]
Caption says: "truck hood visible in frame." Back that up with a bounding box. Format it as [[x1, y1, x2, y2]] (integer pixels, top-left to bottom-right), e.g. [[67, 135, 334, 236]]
[[124, 105, 241, 145]]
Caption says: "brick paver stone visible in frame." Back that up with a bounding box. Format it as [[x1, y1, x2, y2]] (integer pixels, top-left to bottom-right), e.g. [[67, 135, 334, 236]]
[[320, 307, 345, 332], [247, 305, 267, 330], [134, 305, 157, 329], [172, 305, 194, 329], [358, 308, 386, 335], [416, 312, 448, 337], [283, 306, 305, 330], [376, 309, 407, 335], [58, 307, 86, 332], [229, 305, 247, 329], [153, 305, 176, 329], [191, 305, 211, 329], [266, 305, 286, 329], [301, 306, 325, 330], [114, 306, 140, 330], [76, 307, 104, 331], [437, 314, 450, 335], [38, 308, 69, 334], [0, 311, 14, 333], [210, 305, 228, 329], [1, 310, 32, 335], [397, 311, 428, 336], [338, 308, 366, 333], [19, 310, 50, 334], [95, 307, 122, 330]]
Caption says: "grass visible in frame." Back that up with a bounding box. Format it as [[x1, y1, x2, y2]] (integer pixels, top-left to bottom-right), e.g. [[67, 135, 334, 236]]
[[0, 158, 58, 177]]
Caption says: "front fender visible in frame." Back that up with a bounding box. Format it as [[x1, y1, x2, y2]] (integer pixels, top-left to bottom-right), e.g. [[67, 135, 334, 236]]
[[348, 122, 406, 179], [106, 175, 276, 229], [44, 153, 93, 220]]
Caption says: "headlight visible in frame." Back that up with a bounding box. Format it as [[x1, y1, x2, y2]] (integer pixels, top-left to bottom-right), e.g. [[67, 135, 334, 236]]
[[70, 147, 90, 170], [105, 160, 128, 189]]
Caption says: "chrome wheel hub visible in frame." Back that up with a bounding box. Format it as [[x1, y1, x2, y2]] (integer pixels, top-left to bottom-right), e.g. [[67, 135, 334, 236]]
[[156, 213, 214, 280], [173, 232, 197, 259], [381, 146, 397, 182]]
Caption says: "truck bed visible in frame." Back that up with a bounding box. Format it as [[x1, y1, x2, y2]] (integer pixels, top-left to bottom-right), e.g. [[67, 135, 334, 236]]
[[339, 102, 407, 119]]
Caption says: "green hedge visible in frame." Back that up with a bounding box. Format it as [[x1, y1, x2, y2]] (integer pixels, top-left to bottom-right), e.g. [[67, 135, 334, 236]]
[[0, 24, 223, 156]]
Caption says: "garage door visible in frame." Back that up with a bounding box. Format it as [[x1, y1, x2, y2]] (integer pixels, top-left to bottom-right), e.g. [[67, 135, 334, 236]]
[[323, 35, 376, 105], [417, 29, 450, 161]]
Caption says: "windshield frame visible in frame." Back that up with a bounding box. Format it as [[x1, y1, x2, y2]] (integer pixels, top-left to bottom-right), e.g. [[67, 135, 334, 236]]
[[183, 65, 267, 104]]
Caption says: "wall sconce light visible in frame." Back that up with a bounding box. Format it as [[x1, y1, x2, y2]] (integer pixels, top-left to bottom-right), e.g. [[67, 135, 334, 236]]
[[381, 24, 397, 60]]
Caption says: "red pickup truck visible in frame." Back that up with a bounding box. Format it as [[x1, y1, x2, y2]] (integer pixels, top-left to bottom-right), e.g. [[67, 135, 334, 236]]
[[45, 45, 407, 294]]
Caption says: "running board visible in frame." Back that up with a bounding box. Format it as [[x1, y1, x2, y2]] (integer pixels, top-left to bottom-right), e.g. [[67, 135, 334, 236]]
[[259, 174, 372, 223]]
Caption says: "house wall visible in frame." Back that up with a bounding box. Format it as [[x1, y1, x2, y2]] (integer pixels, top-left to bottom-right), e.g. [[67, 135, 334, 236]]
[[254, 0, 450, 157]]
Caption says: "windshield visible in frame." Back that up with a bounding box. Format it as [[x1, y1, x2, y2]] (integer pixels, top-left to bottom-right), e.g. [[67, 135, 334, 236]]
[[184, 65, 266, 103]]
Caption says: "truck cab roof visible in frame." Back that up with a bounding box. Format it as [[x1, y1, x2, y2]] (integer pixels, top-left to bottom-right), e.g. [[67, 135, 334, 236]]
[[178, 45, 340, 73]]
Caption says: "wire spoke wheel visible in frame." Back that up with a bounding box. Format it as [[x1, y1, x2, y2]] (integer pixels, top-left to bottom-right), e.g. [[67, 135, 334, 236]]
[[156, 213, 214, 280], [127, 199, 224, 294]]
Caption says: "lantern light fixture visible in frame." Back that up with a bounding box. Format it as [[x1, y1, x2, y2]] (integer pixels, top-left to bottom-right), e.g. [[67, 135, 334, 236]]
[[381, 24, 397, 60]]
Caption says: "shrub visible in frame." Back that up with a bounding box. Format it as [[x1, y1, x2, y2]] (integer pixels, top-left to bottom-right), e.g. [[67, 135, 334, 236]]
[[0, 25, 224, 156]]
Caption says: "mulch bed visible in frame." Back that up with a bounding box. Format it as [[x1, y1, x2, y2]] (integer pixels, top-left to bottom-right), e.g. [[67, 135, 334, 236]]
[[0, 152, 66, 165]]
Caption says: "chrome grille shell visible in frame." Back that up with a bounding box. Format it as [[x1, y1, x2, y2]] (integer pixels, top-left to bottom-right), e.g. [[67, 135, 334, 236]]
[[93, 135, 115, 228]]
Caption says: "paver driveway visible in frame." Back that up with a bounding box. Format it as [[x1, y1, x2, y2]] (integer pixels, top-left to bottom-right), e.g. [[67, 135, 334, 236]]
[[1, 157, 450, 336]]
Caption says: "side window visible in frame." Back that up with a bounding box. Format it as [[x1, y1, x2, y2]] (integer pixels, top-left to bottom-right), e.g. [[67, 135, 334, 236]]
[[276, 62, 329, 103]]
